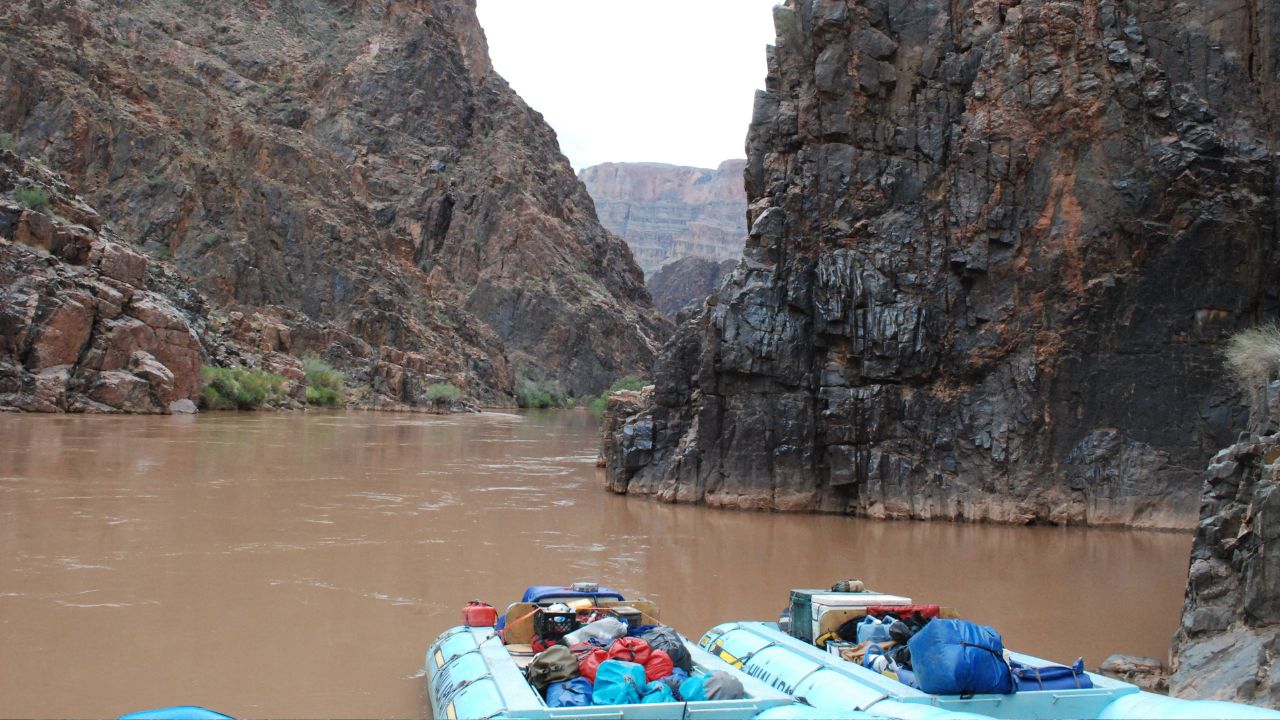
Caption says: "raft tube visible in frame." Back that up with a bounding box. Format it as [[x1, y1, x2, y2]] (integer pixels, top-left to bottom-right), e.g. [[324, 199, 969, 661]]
[[426, 625, 869, 719], [698, 622, 1280, 720], [118, 708, 235, 720]]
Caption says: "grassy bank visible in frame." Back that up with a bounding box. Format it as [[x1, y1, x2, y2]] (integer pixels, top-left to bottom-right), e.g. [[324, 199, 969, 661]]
[[199, 366, 289, 410], [302, 354, 344, 407]]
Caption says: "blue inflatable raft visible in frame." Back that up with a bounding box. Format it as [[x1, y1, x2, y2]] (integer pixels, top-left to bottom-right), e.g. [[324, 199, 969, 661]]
[[426, 582, 1280, 719], [425, 585, 873, 719], [698, 592, 1280, 720]]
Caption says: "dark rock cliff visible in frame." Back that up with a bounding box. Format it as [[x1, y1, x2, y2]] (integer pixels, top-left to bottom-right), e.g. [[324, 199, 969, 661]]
[[1171, 432, 1280, 705], [646, 256, 736, 319], [605, 0, 1280, 528], [0, 0, 667, 405], [580, 161, 747, 278]]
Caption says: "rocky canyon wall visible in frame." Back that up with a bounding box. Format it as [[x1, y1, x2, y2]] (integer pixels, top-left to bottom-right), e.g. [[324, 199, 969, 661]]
[[1, 150, 208, 413], [580, 161, 747, 279], [1171, 431, 1280, 705], [605, 0, 1280, 529], [0, 0, 667, 406], [646, 256, 737, 319]]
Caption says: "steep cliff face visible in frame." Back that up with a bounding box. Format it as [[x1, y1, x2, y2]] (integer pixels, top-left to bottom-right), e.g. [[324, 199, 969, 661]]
[[1170, 433, 1280, 705], [606, 0, 1279, 528], [0, 0, 666, 403], [646, 256, 736, 319], [580, 161, 747, 278]]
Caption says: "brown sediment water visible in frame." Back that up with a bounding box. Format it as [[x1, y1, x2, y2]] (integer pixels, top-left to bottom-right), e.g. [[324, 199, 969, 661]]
[[0, 410, 1191, 718]]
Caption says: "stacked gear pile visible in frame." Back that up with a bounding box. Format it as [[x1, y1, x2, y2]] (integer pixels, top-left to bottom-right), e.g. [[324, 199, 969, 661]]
[[524, 621, 743, 708], [814, 603, 1093, 695]]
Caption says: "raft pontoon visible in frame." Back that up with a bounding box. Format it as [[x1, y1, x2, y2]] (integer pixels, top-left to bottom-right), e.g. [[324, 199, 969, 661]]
[[698, 585, 1280, 720], [425, 582, 1280, 720], [425, 585, 867, 719]]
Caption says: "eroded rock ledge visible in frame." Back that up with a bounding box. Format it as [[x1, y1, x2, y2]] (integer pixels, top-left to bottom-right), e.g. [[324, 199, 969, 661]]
[[1, 150, 505, 412], [1, 150, 205, 413], [1171, 433, 1280, 704], [604, 0, 1279, 529]]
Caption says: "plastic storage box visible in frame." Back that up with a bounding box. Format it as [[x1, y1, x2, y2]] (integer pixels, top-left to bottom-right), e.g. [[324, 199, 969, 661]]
[[788, 589, 912, 643]]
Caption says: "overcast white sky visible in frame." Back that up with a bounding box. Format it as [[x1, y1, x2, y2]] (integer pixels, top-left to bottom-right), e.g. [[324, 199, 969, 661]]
[[476, 0, 781, 171]]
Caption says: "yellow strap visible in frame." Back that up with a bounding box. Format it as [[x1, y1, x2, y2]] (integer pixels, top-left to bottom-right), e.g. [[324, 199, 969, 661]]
[[815, 631, 840, 649]]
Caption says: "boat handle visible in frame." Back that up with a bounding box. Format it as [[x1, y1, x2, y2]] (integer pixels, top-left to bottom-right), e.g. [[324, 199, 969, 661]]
[[942, 697, 1003, 704], [560, 713, 623, 719], [1051, 691, 1115, 703]]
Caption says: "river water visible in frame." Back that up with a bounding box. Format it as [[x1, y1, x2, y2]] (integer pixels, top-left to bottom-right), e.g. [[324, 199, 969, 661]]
[[0, 410, 1192, 718]]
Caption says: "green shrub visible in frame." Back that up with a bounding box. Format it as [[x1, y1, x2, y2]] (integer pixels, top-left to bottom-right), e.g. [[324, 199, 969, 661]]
[[425, 382, 461, 407], [14, 186, 50, 212], [588, 375, 650, 414], [1225, 325, 1280, 418], [301, 353, 344, 407], [199, 366, 289, 410], [0, 132, 14, 151], [515, 375, 565, 409]]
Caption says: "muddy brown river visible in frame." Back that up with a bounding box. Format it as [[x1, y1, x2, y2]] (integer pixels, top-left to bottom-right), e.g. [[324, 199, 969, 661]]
[[0, 410, 1192, 718]]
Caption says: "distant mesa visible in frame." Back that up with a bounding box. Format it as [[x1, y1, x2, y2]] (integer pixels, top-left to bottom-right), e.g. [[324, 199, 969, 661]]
[[579, 160, 747, 276], [579, 160, 747, 318]]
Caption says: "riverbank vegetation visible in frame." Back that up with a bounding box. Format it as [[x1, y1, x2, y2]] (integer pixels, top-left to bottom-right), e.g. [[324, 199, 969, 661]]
[[301, 354, 344, 407], [515, 375, 569, 409], [1225, 324, 1280, 418], [199, 366, 289, 410], [426, 382, 461, 409], [588, 375, 649, 414]]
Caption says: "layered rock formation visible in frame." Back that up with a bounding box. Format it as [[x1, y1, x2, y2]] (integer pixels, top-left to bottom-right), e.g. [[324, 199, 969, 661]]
[[646, 256, 736, 319], [605, 0, 1279, 528], [0, 0, 666, 406], [580, 161, 747, 277], [2, 149, 210, 412], [1171, 433, 1280, 705]]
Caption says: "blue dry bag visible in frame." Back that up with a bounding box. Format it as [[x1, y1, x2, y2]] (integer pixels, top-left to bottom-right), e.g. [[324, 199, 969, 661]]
[[546, 677, 593, 708], [592, 659, 646, 705], [906, 619, 1015, 695], [678, 674, 708, 702], [641, 680, 676, 704], [1011, 658, 1093, 691]]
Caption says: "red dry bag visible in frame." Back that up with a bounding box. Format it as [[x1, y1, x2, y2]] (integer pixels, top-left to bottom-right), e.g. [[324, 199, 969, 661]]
[[644, 649, 674, 681], [579, 648, 609, 682], [607, 637, 653, 665]]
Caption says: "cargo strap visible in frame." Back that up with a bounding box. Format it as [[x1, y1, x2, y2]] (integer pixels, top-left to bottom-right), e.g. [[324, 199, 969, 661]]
[[782, 665, 825, 699], [710, 639, 776, 669], [960, 641, 1003, 659], [858, 694, 894, 712], [734, 640, 776, 667], [506, 606, 545, 632]]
